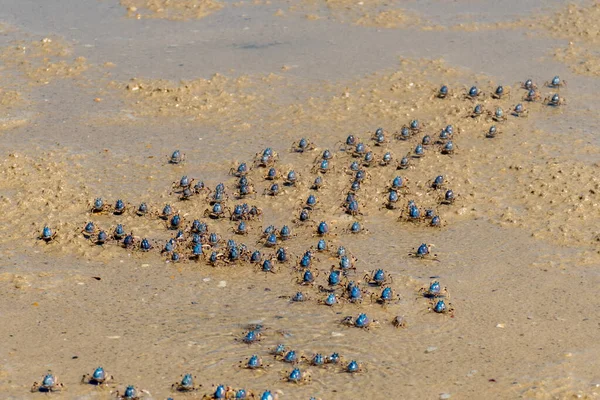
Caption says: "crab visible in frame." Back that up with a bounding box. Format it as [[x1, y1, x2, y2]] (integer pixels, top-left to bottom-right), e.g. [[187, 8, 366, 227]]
[[82, 367, 113, 385], [429, 299, 455, 316], [345, 360, 364, 373], [545, 93, 566, 106], [31, 372, 64, 392], [39, 226, 57, 242], [291, 138, 315, 153], [491, 85, 508, 99], [434, 84, 450, 99], [204, 203, 230, 219], [230, 162, 250, 177], [113, 199, 127, 215], [168, 149, 185, 164], [419, 280, 449, 298], [372, 287, 400, 305], [363, 269, 393, 286], [341, 313, 378, 329], [284, 368, 311, 384], [545, 75, 566, 88], [409, 243, 439, 261], [90, 197, 107, 213], [392, 315, 408, 328], [240, 354, 270, 370]]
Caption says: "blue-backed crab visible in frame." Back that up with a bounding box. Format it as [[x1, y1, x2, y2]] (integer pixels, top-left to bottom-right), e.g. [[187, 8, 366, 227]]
[[465, 85, 483, 99], [439, 189, 456, 205], [158, 204, 175, 220], [168, 149, 185, 164], [372, 128, 389, 146], [240, 354, 269, 370], [420, 280, 449, 298], [440, 141, 455, 155], [523, 88, 541, 102], [291, 138, 315, 153], [92, 230, 109, 245], [116, 385, 149, 399], [258, 390, 277, 400], [545, 93, 566, 106], [302, 353, 326, 367], [172, 373, 201, 392], [82, 221, 97, 238], [263, 167, 281, 181], [344, 221, 368, 234], [342, 282, 365, 304], [294, 208, 311, 224], [238, 329, 262, 344], [409, 243, 439, 261], [412, 143, 425, 158], [399, 201, 424, 223], [137, 238, 153, 252], [284, 170, 298, 186], [387, 175, 408, 192], [351, 142, 369, 158], [288, 291, 310, 302], [488, 107, 506, 122], [189, 219, 208, 234], [363, 269, 393, 286], [263, 183, 281, 196], [395, 126, 412, 141], [202, 384, 232, 399], [430, 175, 444, 190], [135, 202, 149, 217], [342, 199, 362, 216], [122, 233, 136, 249], [341, 313, 378, 329], [469, 104, 484, 118], [520, 79, 537, 90], [379, 151, 393, 166], [511, 103, 528, 117], [90, 197, 107, 214], [194, 181, 207, 194], [338, 134, 357, 151], [435, 84, 450, 99], [430, 215, 443, 227], [491, 85, 508, 99], [372, 287, 400, 305], [361, 151, 375, 167], [275, 247, 291, 263], [429, 299, 454, 316], [254, 148, 278, 167], [206, 188, 229, 205], [189, 243, 205, 261], [485, 125, 499, 138], [302, 194, 318, 211], [174, 175, 194, 190], [232, 221, 250, 236], [314, 221, 329, 236], [326, 352, 342, 365], [311, 176, 324, 190], [167, 214, 183, 230], [82, 366, 113, 385], [258, 258, 278, 273], [204, 203, 229, 219], [381, 189, 401, 210], [276, 349, 299, 364], [31, 372, 64, 392], [345, 360, 364, 373], [545, 75, 566, 88], [270, 343, 287, 357], [278, 225, 294, 241], [284, 368, 311, 384], [113, 199, 127, 215], [112, 224, 126, 240], [296, 268, 319, 286], [234, 184, 257, 200], [311, 159, 332, 174], [314, 238, 329, 252], [39, 226, 57, 242], [230, 162, 250, 177], [318, 292, 340, 306]]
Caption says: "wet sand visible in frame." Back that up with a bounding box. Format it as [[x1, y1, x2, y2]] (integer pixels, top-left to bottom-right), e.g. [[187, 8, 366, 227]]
[[0, 1, 599, 399]]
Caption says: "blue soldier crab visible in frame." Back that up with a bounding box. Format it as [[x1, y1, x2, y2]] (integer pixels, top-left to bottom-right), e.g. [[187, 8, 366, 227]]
[[318, 292, 340, 306], [486, 125, 499, 138], [284, 170, 298, 186], [491, 85, 508, 99], [139, 238, 153, 252], [284, 368, 311, 384], [31, 372, 64, 392], [311, 176, 324, 190], [116, 385, 148, 399], [39, 226, 57, 242], [511, 103, 528, 117], [158, 204, 174, 220], [363, 269, 392, 286], [112, 224, 126, 240], [488, 107, 506, 122], [344, 221, 368, 234], [545, 75, 566, 88], [345, 360, 364, 373], [440, 141, 455, 155], [90, 197, 107, 213], [135, 202, 149, 216], [230, 162, 250, 177], [420, 280, 449, 298], [545, 93, 566, 106], [172, 373, 201, 392], [465, 85, 483, 99], [296, 268, 319, 286], [440, 189, 456, 205], [264, 167, 280, 181], [311, 159, 331, 174], [523, 88, 541, 102], [168, 149, 185, 164], [409, 243, 439, 261], [82, 366, 113, 385], [240, 354, 269, 370], [82, 221, 97, 238], [291, 138, 315, 153], [204, 203, 229, 219], [469, 104, 484, 118], [429, 299, 455, 316], [93, 230, 109, 245], [435, 84, 449, 99], [263, 183, 281, 196], [373, 287, 400, 305], [520, 79, 537, 90], [382, 189, 400, 210], [341, 313, 378, 329], [113, 199, 127, 215], [379, 151, 393, 166]]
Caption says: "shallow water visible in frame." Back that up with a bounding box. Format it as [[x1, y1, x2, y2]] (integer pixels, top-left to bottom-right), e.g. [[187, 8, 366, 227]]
[[0, 1, 599, 399]]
